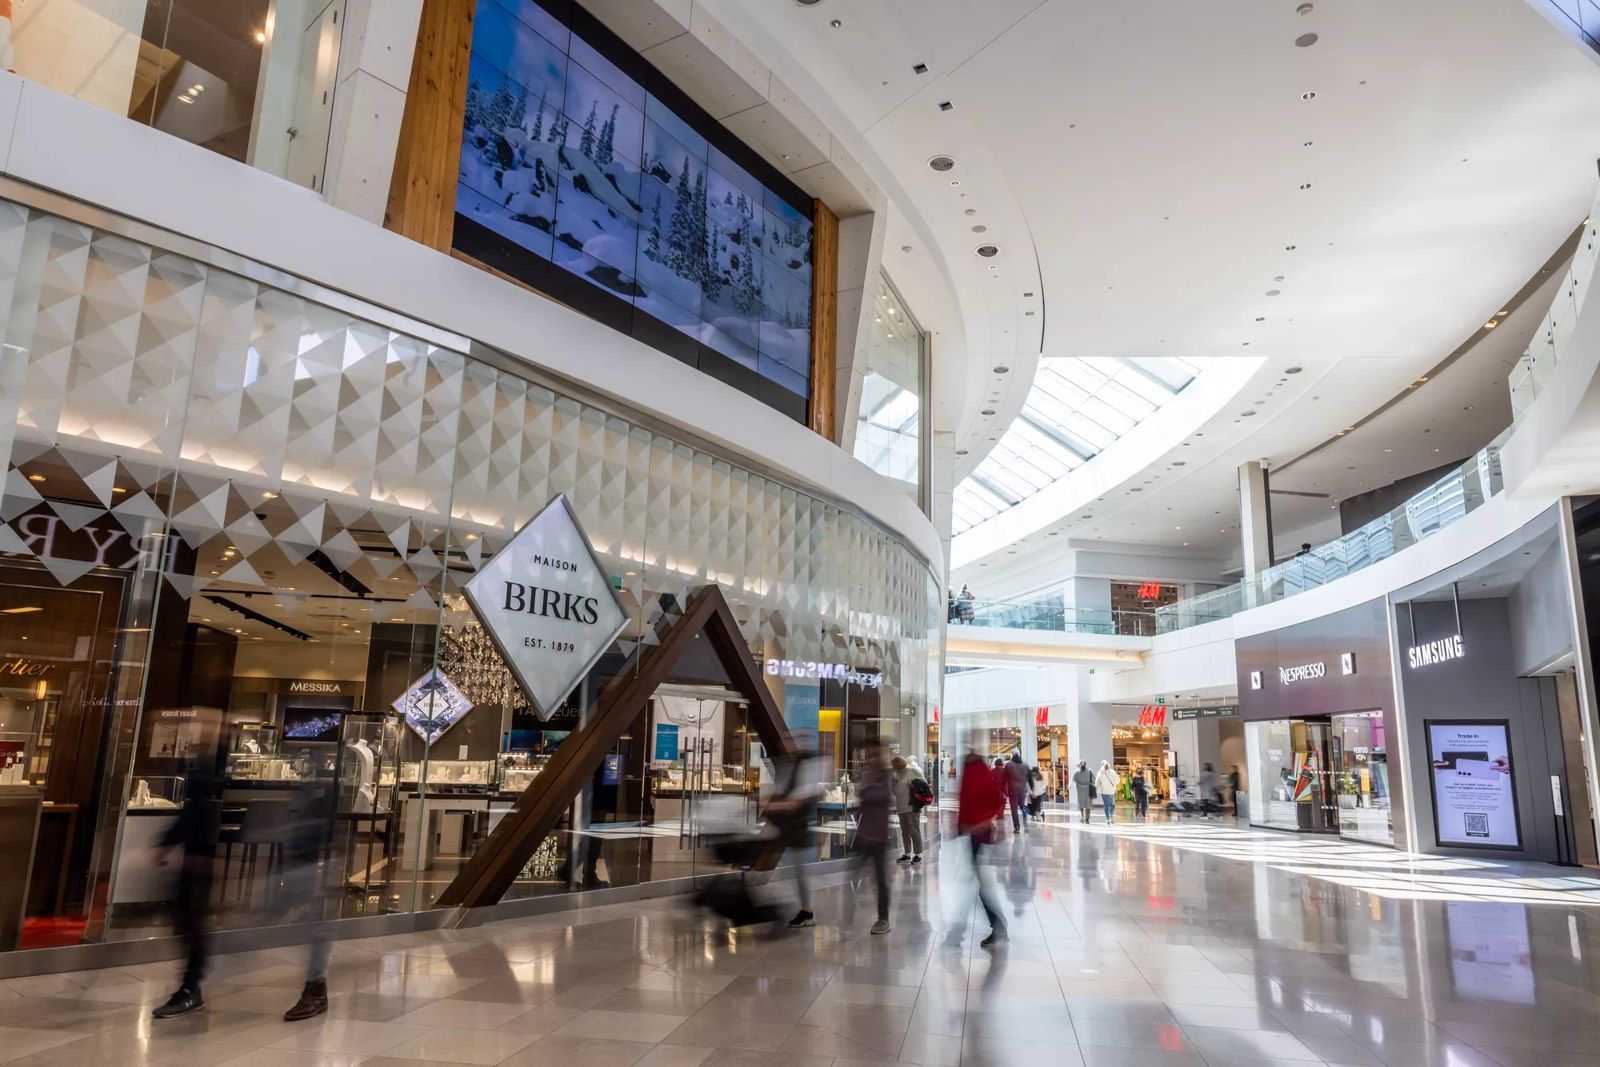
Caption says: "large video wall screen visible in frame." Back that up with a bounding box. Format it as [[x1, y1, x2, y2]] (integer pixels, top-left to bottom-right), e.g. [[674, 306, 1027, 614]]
[[454, 0, 815, 421]]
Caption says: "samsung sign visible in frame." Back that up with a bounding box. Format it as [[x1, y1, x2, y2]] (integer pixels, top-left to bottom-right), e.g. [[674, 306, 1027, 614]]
[[462, 495, 628, 721], [765, 660, 882, 689], [1408, 634, 1464, 670]]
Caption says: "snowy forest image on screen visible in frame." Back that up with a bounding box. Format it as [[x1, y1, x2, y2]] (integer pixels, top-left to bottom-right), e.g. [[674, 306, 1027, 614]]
[[456, 0, 814, 398]]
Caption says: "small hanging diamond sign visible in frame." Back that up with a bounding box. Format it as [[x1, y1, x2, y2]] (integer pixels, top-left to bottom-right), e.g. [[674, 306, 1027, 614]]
[[461, 494, 628, 721], [394, 668, 473, 744]]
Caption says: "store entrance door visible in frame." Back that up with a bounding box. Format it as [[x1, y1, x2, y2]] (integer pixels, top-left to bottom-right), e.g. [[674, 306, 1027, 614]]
[[1298, 719, 1339, 834]]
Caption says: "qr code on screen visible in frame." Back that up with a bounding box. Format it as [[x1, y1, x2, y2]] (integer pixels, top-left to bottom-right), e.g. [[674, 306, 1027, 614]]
[[1465, 813, 1489, 837]]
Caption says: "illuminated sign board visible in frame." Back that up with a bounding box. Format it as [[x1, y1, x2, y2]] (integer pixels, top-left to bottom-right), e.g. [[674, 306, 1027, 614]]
[[1408, 634, 1464, 670]]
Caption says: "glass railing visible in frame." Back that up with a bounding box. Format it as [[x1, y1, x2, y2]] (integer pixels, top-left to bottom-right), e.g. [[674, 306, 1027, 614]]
[[1509, 187, 1600, 416], [1, 1, 341, 192], [948, 598, 1158, 636], [1154, 431, 1507, 634]]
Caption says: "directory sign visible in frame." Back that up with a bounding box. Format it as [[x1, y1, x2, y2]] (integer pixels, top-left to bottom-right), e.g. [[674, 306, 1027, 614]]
[[1427, 720, 1519, 849]]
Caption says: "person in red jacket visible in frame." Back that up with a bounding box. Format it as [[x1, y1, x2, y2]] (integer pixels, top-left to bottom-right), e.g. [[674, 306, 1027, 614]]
[[958, 750, 1007, 947]]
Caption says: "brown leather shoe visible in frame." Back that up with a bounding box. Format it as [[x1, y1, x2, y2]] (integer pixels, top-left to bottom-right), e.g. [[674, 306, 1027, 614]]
[[283, 979, 328, 1022]]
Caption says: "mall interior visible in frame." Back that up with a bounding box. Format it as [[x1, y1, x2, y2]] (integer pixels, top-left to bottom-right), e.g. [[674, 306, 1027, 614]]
[[6, 0, 1600, 1064]]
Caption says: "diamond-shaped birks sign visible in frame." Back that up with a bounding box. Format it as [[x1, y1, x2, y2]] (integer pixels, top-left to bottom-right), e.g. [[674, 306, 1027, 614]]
[[461, 494, 628, 721], [393, 668, 473, 744]]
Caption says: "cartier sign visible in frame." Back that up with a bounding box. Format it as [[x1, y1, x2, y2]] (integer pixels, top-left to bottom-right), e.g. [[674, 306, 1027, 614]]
[[462, 495, 628, 721], [0, 658, 53, 677]]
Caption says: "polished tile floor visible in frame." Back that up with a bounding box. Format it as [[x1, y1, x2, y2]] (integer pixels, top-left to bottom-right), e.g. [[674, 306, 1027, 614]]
[[7, 813, 1600, 1066]]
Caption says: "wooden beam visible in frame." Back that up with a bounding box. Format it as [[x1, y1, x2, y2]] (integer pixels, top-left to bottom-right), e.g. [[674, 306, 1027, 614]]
[[808, 200, 839, 441], [385, 0, 474, 249], [436, 585, 797, 908]]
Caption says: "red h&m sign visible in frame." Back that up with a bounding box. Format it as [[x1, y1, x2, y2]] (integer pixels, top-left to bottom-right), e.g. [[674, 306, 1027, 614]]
[[1035, 706, 1049, 727], [1137, 581, 1164, 599], [1137, 706, 1166, 727]]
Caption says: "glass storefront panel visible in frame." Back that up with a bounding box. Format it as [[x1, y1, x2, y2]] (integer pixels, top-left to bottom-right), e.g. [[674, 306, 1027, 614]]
[[3, 0, 343, 191], [1248, 717, 1378, 838], [1333, 710, 1392, 844], [0, 191, 939, 954], [852, 276, 927, 511]]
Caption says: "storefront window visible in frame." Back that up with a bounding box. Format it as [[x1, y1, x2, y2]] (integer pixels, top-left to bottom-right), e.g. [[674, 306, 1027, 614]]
[[2, 0, 342, 191], [0, 193, 939, 954], [1333, 711, 1392, 844], [852, 276, 928, 511]]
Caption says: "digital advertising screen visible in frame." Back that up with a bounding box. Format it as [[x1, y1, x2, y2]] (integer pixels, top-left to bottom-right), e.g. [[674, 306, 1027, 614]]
[[454, 0, 813, 413], [1427, 720, 1520, 849]]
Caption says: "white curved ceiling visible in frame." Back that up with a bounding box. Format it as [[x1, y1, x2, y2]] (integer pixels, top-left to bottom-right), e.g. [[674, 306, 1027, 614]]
[[718, 0, 1600, 571]]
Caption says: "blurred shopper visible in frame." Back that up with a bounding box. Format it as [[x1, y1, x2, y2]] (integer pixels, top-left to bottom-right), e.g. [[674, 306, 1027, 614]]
[[1199, 762, 1218, 813], [1228, 765, 1242, 813], [1130, 766, 1149, 820], [854, 744, 894, 934], [276, 778, 337, 1021], [958, 584, 976, 624], [956, 750, 1007, 947], [151, 713, 226, 1019], [1071, 760, 1093, 822], [1095, 760, 1120, 822], [1005, 752, 1029, 832], [891, 755, 930, 865], [767, 734, 820, 929], [1027, 764, 1046, 818]]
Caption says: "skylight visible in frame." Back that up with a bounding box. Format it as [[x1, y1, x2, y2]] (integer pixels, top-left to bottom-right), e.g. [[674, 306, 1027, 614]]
[[951, 356, 1201, 534]]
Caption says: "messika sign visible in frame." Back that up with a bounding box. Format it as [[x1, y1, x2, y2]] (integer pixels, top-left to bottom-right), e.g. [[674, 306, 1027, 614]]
[[462, 495, 628, 721]]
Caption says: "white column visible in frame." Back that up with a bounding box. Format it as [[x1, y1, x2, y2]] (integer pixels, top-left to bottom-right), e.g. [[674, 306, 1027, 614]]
[[1065, 674, 1117, 776], [1239, 461, 1274, 585], [321, 0, 424, 222], [833, 211, 886, 445]]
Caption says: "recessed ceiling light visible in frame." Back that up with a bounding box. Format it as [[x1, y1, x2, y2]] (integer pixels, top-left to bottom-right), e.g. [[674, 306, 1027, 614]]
[[1298, 183, 1312, 190], [993, 365, 1009, 374], [1301, 90, 1317, 101], [1498, 309, 1509, 316], [255, 30, 267, 43], [912, 62, 929, 74], [976, 244, 999, 257], [1483, 320, 1497, 329], [1295, 33, 1319, 47], [981, 409, 995, 416], [950, 180, 960, 187], [964, 208, 977, 216], [1286, 366, 1302, 373], [972, 224, 987, 233], [1255, 316, 1265, 322], [1241, 411, 1256, 417], [1266, 289, 1281, 296], [26, 473, 44, 482], [955, 448, 968, 456], [938, 100, 953, 111], [1303, 140, 1314, 147], [1284, 245, 1296, 251]]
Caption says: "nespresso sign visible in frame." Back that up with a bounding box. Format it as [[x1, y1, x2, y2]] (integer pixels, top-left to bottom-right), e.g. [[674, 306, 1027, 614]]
[[1407, 634, 1464, 669], [1279, 661, 1327, 685], [462, 495, 627, 721]]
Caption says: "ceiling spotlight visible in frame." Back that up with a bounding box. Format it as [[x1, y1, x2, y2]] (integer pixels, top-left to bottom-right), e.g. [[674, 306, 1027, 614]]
[[1297, 2, 1314, 13], [975, 244, 999, 257], [972, 224, 988, 233], [993, 365, 1010, 374], [928, 155, 955, 172], [955, 448, 969, 456], [1303, 140, 1314, 147], [1483, 320, 1498, 329], [1255, 316, 1265, 322], [1241, 411, 1257, 417], [1266, 289, 1281, 296], [1298, 183, 1312, 190], [829, 18, 842, 27], [950, 180, 960, 187], [938, 101, 953, 111], [1285, 244, 1296, 250], [901, 244, 912, 253], [1498, 309, 1509, 316], [981, 409, 996, 416], [1295, 33, 1319, 47], [1286, 366, 1302, 373], [912, 62, 929, 74], [1302, 90, 1317, 101], [964, 208, 977, 216]]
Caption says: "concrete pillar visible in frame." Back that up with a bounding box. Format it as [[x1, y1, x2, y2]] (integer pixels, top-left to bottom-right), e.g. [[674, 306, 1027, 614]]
[[1239, 461, 1274, 582], [321, 0, 424, 222], [1065, 675, 1117, 778]]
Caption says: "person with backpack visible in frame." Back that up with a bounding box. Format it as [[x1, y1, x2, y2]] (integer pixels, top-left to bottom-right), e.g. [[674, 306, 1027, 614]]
[[891, 755, 931, 865], [1005, 751, 1029, 832]]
